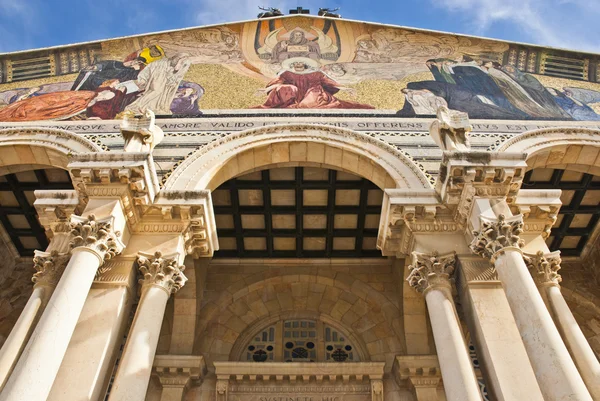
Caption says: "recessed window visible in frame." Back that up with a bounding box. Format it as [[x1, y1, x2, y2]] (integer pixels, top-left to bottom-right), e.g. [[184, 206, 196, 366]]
[[243, 319, 359, 363]]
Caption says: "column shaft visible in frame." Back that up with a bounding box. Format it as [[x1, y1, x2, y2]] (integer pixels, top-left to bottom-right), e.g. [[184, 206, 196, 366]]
[[0, 286, 46, 389], [425, 288, 482, 401], [108, 286, 169, 401], [494, 250, 592, 401], [47, 278, 134, 401], [0, 250, 101, 401], [546, 285, 600, 399]]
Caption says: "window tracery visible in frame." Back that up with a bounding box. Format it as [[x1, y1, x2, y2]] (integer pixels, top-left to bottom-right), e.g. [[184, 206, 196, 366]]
[[242, 319, 359, 362]]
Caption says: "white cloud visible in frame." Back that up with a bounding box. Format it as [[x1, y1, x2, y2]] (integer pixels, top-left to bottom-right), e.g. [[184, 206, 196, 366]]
[[431, 0, 600, 53]]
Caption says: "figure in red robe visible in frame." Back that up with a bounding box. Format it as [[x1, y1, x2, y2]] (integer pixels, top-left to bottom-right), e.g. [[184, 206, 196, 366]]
[[254, 58, 374, 109]]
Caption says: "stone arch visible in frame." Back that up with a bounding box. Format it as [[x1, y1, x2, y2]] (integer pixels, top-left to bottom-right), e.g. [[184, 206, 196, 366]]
[[0, 127, 102, 175], [163, 124, 431, 191], [195, 272, 405, 368], [230, 310, 370, 362], [498, 127, 600, 174]]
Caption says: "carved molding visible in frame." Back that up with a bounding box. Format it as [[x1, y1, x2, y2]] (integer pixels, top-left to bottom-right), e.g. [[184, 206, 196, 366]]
[[393, 355, 441, 392], [70, 214, 124, 263], [470, 214, 525, 262], [68, 152, 160, 227], [162, 123, 432, 191], [524, 251, 562, 287], [34, 190, 83, 244], [407, 251, 456, 293], [435, 152, 528, 231], [137, 251, 187, 295], [0, 127, 103, 154], [513, 189, 562, 239], [32, 250, 70, 287], [496, 127, 600, 153], [153, 354, 206, 389], [151, 190, 219, 257], [371, 379, 384, 401]]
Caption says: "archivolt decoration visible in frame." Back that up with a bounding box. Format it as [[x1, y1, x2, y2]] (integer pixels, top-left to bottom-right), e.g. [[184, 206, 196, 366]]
[[162, 124, 432, 191]]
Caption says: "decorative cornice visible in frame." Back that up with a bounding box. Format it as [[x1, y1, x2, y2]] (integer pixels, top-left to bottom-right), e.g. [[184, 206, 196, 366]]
[[523, 251, 562, 287], [153, 355, 206, 388], [70, 214, 124, 263], [34, 190, 84, 239], [435, 151, 528, 231], [407, 251, 456, 293], [513, 189, 562, 239], [470, 214, 524, 262], [32, 250, 70, 287], [150, 190, 218, 257], [68, 152, 160, 228], [137, 251, 187, 295], [393, 355, 441, 389]]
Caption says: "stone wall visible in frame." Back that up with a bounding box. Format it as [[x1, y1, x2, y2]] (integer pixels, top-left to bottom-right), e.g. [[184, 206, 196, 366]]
[[193, 259, 406, 368]]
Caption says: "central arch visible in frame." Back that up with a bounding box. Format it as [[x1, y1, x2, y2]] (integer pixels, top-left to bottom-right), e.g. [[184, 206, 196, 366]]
[[163, 124, 431, 191]]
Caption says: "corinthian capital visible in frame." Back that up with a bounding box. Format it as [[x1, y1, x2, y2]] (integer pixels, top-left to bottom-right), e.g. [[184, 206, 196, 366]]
[[470, 214, 525, 261], [70, 214, 124, 263], [137, 251, 187, 295], [32, 250, 70, 287], [524, 250, 562, 286], [407, 251, 456, 293]]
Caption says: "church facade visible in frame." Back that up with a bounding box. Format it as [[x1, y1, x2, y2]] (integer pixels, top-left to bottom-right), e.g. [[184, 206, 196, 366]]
[[0, 12, 598, 401]]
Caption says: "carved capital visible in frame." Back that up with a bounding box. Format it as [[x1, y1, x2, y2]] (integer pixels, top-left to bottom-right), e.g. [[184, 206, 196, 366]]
[[470, 214, 524, 261], [524, 251, 562, 286], [70, 214, 124, 263], [216, 379, 228, 401], [32, 250, 70, 287], [137, 251, 187, 295], [407, 251, 456, 293], [371, 379, 384, 401]]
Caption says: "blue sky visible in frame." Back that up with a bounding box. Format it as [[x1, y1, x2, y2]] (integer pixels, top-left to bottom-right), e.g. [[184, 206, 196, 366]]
[[1, 0, 599, 54]]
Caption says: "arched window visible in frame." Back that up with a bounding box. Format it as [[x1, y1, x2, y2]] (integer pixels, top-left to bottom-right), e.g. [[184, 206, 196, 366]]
[[243, 319, 359, 362]]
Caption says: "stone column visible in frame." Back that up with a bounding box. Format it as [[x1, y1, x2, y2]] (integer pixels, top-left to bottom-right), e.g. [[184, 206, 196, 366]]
[[524, 251, 600, 400], [457, 256, 544, 401], [407, 252, 482, 401], [108, 251, 187, 401], [47, 257, 137, 401], [0, 250, 70, 390], [470, 214, 593, 401], [0, 213, 124, 401]]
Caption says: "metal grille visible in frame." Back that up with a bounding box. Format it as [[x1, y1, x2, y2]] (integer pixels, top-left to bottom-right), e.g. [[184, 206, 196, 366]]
[[539, 52, 589, 81]]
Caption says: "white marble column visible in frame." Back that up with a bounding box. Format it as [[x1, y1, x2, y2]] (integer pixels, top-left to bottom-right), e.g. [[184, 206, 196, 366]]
[[524, 251, 600, 400], [0, 214, 124, 401], [407, 252, 482, 401], [0, 250, 70, 390], [471, 214, 593, 401], [108, 251, 187, 401]]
